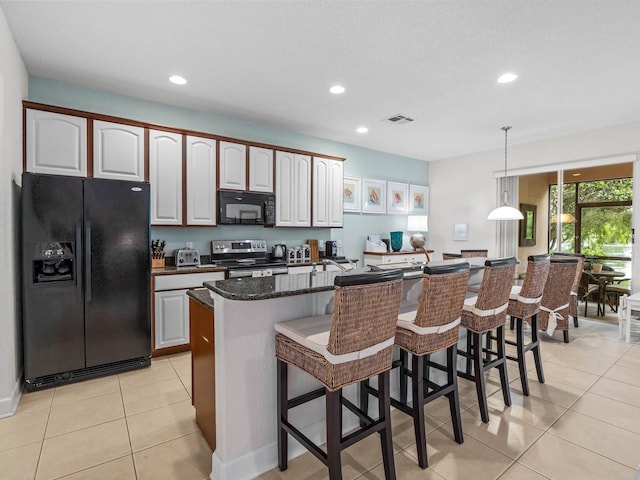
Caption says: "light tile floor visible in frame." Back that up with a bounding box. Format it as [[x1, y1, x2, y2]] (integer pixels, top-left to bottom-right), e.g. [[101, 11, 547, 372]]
[[1, 307, 639, 480], [0, 351, 211, 480]]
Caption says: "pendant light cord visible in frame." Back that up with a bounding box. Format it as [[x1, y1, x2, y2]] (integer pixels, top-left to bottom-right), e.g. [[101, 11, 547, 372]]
[[501, 125, 512, 205]]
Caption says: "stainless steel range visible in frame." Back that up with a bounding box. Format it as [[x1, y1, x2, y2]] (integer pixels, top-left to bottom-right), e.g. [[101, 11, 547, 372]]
[[211, 240, 288, 278]]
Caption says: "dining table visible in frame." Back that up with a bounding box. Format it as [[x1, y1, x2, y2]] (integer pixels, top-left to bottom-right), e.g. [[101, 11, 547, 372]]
[[586, 269, 627, 316]]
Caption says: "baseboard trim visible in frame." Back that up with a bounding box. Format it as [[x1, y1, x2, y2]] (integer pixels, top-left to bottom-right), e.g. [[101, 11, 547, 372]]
[[0, 377, 23, 418], [210, 417, 360, 480]]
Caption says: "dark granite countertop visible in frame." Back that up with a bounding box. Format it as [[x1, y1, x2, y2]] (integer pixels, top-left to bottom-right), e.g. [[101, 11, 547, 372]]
[[202, 260, 488, 302], [204, 271, 342, 301], [187, 288, 215, 309]]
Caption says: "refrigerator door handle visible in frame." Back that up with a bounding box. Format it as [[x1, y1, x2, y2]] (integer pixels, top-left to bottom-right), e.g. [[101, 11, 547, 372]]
[[85, 222, 92, 302], [76, 223, 83, 301]]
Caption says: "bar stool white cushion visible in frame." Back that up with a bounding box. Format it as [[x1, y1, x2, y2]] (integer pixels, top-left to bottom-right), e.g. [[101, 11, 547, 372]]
[[275, 315, 395, 365], [397, 310, 461, 335]]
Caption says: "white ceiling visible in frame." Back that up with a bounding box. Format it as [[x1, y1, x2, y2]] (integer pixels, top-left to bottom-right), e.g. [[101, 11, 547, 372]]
[[3, 0, 640, 162]]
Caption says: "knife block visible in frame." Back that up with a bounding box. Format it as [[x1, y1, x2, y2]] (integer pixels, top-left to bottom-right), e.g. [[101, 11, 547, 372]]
[[152, 258, 165, 269]]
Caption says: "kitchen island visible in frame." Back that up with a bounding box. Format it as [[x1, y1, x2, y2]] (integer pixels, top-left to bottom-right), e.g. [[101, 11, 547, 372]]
[[188, 259, 487, 480]]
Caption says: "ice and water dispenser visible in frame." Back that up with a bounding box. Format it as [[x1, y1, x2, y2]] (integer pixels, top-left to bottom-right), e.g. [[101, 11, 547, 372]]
[[30, 242, 75, 284]]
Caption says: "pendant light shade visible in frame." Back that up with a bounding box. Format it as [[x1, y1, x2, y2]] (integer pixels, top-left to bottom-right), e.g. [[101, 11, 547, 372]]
[[488, 126, 524, 221]]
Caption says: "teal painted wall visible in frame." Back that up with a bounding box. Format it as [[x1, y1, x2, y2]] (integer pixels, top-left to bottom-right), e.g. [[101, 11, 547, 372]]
[[29, 76, 429, 262]]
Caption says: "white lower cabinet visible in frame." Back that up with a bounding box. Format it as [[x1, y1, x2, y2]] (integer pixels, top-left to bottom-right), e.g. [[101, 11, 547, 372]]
[[154, 289, 190, 350], [153, 271, 225, 352]]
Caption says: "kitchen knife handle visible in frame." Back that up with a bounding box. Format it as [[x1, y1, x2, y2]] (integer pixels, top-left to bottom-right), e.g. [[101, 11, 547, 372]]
[[85, 222, 91, 302]]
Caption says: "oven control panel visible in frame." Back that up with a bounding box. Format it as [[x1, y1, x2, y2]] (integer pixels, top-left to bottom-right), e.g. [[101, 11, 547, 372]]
[[211, 240, 267, 254]]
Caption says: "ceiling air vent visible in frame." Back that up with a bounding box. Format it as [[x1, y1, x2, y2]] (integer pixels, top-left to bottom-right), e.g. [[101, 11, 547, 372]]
[[384, 114, 415, 125]]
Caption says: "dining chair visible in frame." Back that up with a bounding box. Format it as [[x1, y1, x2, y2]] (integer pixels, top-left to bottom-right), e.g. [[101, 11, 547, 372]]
[[538, 258, 580, 343], [274, 269, 403, 480], [551, 253, 584, 326], [457, 257, 516, 423], [579, 270, 601, 316], [605, 283, 631, 312]]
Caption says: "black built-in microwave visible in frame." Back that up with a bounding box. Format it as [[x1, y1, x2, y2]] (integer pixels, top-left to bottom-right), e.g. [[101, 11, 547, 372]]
[[218, 190, 276, 225]]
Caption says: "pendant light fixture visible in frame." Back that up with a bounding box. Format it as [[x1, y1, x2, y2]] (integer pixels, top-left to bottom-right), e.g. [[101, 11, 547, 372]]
[[487, 126, 524, 221]]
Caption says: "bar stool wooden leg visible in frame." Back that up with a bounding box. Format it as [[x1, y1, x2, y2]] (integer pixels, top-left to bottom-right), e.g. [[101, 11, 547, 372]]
[[515, 318, 530, 396], [399, 349, 409, 405], [465, 332, 473, 375], [359, 379, 370, 425], [471, 332, 490, 423], [497, 325, 512, 407], [530, 314, 545, 384], [277, 359, 288, 471], [446, 345, 464, 443], [326, 389, 342, 480], [378, 371, 396, 480], [411, 353, 428, 468]]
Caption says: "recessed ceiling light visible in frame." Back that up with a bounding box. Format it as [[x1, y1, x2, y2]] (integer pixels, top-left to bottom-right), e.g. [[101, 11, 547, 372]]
[[329, 85, 345, 94], [356, 126, 368, 134], [169, 75, 187, 85], [497, 73, 518, 84]]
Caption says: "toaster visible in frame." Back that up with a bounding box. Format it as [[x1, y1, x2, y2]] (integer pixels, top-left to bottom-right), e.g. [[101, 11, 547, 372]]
[[176, 248, 201, 267]]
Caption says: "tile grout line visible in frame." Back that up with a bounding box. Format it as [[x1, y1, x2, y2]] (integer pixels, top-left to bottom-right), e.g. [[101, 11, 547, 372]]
[[118, 374, 139, 480], [33, 387, 55, 480]]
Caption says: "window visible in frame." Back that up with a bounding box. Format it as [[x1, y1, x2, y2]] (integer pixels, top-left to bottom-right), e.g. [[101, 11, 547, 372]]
[[549, 177, 632, 275]]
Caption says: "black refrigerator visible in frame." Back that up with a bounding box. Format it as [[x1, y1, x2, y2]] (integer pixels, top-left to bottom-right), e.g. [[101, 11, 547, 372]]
[[22, 172, 151, 391]]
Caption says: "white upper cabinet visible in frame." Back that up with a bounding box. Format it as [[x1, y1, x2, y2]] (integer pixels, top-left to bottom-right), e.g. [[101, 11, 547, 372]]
[[248, 146, 274, 192], [219, 141, 247, 190], [149, 130, 183, 225], [186, 136, 217, 226], [313, 157, 344, 227], [26, 109, 87, 177], [93, 120, 144, 182], [276, 151, 311, 227]]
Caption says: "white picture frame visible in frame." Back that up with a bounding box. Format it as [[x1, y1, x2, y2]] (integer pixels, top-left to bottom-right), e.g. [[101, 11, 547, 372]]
[[362, 178, 386, 214], [454, 223, 468, 241], [343, 176, 361, 212], [386, 181, 409, 214], [409, 184, 429, 215]]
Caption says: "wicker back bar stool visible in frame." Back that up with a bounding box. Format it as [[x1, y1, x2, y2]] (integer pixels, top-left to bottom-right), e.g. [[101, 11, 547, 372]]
[[360, 263, 470, 468], [551, 253, 584, 327], [457, 257, 517, 423], [274, 270, 403, 480], [504, 255, 550, 396], [393, 262, 470, 468], [537, 257, 580, 343]]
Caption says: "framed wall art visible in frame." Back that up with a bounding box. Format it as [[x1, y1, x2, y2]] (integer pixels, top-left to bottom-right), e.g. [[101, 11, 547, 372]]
[[409, 184, 429, 215], [386, 182, 409, 214], [454, 223, 468, 241], [343, 176, 361, 212], [362, 179, 386, 214], [519, 203, 537, 246]]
